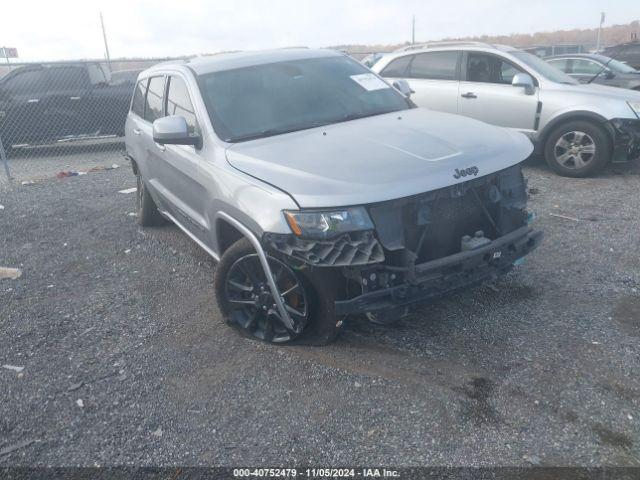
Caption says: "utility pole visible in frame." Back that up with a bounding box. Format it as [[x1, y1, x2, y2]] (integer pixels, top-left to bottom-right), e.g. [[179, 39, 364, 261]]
[[412, 15, 416, 44], [596, 11, 605, 52], [100, 12, 112, 72]]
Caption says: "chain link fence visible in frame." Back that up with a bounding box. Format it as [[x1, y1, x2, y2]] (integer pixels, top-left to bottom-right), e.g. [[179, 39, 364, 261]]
[[0, 58, 182, 185]]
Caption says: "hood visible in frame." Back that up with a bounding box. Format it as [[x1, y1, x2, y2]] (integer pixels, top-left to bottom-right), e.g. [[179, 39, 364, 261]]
[[225, 108, 533, 208], [555, 81, 640, 101]]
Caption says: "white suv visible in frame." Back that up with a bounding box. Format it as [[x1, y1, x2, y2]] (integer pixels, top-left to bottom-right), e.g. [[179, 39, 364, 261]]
[[372, 42, 640, 177]]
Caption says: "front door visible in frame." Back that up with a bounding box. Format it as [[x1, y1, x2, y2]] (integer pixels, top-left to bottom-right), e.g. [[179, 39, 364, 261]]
[[42, 65, 92, 140], [458, 52, 539, 134], [158, 74, 209, 243]]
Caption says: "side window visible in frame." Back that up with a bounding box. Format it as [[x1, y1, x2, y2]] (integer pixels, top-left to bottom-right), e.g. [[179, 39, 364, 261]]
[[3, 69, 46, 94], [547, 58, 571, 73], [144, 76, 165, 123], [165, 76, 198, 134], [380, 55, 412, 77], [46, 67, 90, 90], [466, 53, 523, 84], [571, 59, 602, 75], [131, 79, 147, 117], [409, 52, 459, 80]]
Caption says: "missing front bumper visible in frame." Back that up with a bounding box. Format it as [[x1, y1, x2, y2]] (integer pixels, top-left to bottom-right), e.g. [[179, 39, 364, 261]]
[[334, 226, 543, 316], [611, 118, 640, 162]]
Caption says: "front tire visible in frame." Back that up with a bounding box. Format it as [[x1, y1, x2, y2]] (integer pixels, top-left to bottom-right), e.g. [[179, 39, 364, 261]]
[[544, 120, 610, 177], [214, 239, 343, 345], [136, 173, 166, 226]]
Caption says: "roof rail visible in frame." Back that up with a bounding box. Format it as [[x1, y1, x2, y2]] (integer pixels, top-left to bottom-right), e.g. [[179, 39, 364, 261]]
[[394, 41, 492, 52]]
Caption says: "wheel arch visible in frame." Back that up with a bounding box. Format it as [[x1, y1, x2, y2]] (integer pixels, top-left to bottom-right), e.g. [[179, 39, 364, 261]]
[[126, 154, 139, 175], [216, 217, 245, 255], [536, 111, 614, 155]]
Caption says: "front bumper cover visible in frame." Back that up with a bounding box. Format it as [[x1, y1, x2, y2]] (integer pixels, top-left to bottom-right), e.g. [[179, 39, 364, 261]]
[[611, 118, 640, 162], [334, 226, 543, 316]]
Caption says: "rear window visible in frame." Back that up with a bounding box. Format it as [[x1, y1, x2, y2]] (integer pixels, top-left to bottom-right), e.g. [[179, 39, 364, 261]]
[[131, 79, 147, 117], [46, 66, 90, 90], [409, 52, 460, 80], [144, 76, 165, 123], [380, 55, 412, 77], [2, 69, 46, 94]]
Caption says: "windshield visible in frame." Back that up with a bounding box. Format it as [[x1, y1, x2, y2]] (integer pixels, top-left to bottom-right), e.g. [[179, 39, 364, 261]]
[[511, 51, 579, 84], [606, 58, 638, 74], [199, 56, 411, 142]]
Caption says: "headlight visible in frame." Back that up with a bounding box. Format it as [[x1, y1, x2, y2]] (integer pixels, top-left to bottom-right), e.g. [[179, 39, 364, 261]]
[[628, 101, 640, 118], [284, 207, 374, 239]]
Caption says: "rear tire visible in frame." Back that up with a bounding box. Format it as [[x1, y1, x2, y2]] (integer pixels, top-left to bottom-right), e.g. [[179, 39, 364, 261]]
[[214, 238, 343, 345], [543, 120, 610, 177], [136, 173, 166, 226]]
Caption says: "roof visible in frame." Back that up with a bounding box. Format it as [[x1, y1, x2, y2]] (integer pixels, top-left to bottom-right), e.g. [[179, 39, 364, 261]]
[[146, 48, 342, 76], [390, 42, 518, 56], [545, 53, 609, 62]]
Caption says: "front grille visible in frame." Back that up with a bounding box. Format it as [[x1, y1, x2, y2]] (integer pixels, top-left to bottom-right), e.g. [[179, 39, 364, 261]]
[[418, 190, 495, 261], [368, 164, 527, 266]]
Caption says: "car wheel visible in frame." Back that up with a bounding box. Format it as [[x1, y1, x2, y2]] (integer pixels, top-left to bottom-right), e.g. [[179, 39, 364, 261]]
[[214, 238, 342, 345], [544, 120, 610, 177], [136, 173, 166, 226]]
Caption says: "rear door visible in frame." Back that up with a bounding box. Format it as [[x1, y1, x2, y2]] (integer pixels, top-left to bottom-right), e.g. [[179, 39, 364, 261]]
[[43, 65, 92, 139], [125, 77, 148, 172], [138, 75, 168, 209], [405, 51, 461, 114], [0, 67, 47, 146], [458, 51, 539, 134], [380, 51, 461, 114]]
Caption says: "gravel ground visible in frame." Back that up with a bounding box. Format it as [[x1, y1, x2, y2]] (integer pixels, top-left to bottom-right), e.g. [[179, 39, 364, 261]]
[[0, 155, 639, 467], [0, 139, 125, 187]]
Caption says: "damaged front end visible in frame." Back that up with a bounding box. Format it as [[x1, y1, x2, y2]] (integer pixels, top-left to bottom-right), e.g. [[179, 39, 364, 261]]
[[263, 163, 542, 317], [611, 118, 640, 162]]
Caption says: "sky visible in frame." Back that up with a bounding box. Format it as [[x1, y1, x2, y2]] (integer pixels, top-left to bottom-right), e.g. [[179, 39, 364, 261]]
[[1, 0, 638, 61]]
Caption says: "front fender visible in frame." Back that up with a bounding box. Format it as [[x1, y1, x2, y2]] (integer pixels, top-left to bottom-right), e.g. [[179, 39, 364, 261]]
[[535, 109, 614, 154]]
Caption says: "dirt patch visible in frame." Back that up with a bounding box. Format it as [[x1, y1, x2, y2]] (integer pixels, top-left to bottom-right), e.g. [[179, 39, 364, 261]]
[[457, 377, 501, 425], [287, 331, 483, 392], [592, 424, 633, 449], [613, 295, 640, 337]]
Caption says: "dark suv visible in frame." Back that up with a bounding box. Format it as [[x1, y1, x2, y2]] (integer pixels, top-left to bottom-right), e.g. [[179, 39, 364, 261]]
[[0, 63, 133, 149]]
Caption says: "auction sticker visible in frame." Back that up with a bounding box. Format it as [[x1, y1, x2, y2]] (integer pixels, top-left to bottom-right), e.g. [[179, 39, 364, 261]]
[[350, 73, 390, 91]]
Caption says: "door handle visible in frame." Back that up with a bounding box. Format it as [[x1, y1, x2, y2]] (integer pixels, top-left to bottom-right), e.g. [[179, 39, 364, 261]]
[[133, 129, 141, 135], [27, 98, 39, 103], [69, 96, 81, 101], [461, 92, 477, 99]]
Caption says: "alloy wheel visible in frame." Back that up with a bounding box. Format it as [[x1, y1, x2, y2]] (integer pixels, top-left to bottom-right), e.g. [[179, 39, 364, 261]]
[[224, 254, 308, 343], [554, 131, 596, 170]]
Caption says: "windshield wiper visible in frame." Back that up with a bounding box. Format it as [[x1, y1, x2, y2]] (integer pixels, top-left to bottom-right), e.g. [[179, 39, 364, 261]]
[[226, 127, 304, 143], [341, 110, 397, 123]]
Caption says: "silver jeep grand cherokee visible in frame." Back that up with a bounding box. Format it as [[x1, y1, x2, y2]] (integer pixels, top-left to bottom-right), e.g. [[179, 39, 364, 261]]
[[125, 49, 542, 344]]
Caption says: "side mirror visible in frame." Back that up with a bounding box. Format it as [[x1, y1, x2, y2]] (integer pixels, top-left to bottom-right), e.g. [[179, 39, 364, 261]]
[[153, 115, 201, 148], [392, 79, 414, 97], [512, 73, 535, 95], [603, 69, 615, 79]]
